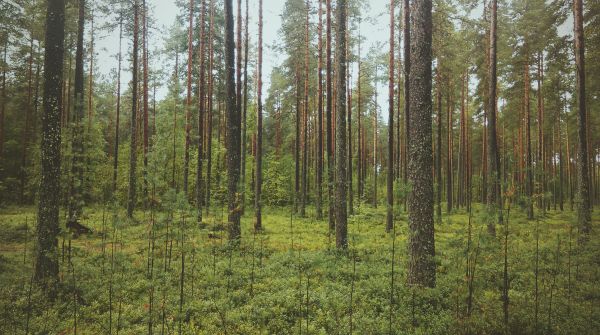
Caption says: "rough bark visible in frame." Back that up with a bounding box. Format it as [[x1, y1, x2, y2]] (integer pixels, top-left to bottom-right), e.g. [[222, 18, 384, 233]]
[[67, 0, 86, 228], [35, 0, 65, 292], [335, 0, 348, 249], [487, 0, 502, 233], [525, 56, 534, 220], [255, 0, 263, 231], [300, 0, 309, 218], [113, 16, 123, 193], [127, 0, 140, 218], [225, 0, 241, 242], [326, 0, 334, 231], [142, 0, 149, 201], [241, 0, 249, 215], [386, 0, 395, 233], [197, 0, 207, 225], [237, 0, 244, 212], [407, 0, 435, 288], [403, 0, 410, 186], [436, 75, 442, 224], [183, 0, 194, 197], [316, 0, 324, 220], [573, 0, 591, 241]]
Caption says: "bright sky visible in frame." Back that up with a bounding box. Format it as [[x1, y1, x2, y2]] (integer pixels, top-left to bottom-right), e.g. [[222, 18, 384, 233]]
[[95, 0, 390, 100], [94, 0, 572, 120]]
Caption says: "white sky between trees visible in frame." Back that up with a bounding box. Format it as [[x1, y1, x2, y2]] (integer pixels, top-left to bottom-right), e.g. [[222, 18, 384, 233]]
[[94, 0, 571, 122]]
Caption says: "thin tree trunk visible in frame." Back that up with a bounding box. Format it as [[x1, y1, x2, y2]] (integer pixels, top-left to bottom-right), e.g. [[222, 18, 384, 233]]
[[373, 66, 378, 208], [205, 0, 215, 210], [326, 0, 334, 231], [386, 0, 395, 233], [295, 70, 301, 214], [20, 36, 34, 203], [0, 37, 7, 160], [403, 0, 410, 189], [436, 74, 442, 224], [446, 85, 452, 212], [183, 0, 194, 198], [301, 0, 310, 218], [237, 0, 244, 213], [335, 0, 348, 249], [316, 0, 324, 219], [525, 55, 534, 220], [127, 0, 140, 218], [142, 0, 149, 202], [241, 0, 250, 215], [67, 0, 86, 228], [197, 0, 207, 225], [87, 10, 94, 131], [346, 6, 353, 216], [487, 0, 502, 233], [255, 0, 263, 231], [113, 15, 123, 193]]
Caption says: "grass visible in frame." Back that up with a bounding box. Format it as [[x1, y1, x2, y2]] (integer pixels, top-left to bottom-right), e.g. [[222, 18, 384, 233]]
[[0, 202, 598, 334]]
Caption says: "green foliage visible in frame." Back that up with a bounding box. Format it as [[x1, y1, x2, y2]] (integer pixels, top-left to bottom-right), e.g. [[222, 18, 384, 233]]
[[0, 205, 598, 334]]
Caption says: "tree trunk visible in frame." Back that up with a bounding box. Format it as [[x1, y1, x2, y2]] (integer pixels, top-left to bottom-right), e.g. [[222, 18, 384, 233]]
[[487, 0, 502, 233], [67, 0, 86, 228], [403, 0, 410, 188], [436, 74, 442, 224], [35, 0, 66, 293], [237, 0, 244, 213], [301, 0, 309, 218], [127, 0, 140, 218], [197, 0, 207, 225], [113, 16, 123, 194], [0, 37, 7, 161], [316, 0, 324, 220], [446, 85, 452, 212], [386, 0, 395, 233], [225, 0, 241, 242], [295, 70, 301, 213], [142, 0, 149, 202], [346, 7, 353, 216], [326, 0, 334, 231], [183, 0, 194, 198], [335, 0, 348, 249], [573, 0, 591, 241], [241, 0, 249, 215], [407, 0, 435, 288], [205, 0, 215, 211], [255, 0, 263, 231], [524, 56, 534, 220]]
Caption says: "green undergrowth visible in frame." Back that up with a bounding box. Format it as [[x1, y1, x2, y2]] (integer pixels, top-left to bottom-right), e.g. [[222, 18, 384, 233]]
[[0, 203, 598, 334]]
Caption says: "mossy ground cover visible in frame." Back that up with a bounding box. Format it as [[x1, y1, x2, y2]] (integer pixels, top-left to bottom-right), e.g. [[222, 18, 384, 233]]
[[0, 204, 598, 334]]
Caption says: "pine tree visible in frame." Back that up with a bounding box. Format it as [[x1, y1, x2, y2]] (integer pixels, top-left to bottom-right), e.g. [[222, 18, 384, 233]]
[[573, 0, 591, 241], [387, 0, 395, 233], [67, 0, 86, 229], [486, 0, 502, 233], [255, 0, 263, 231], [197, 0, 207, 225], [335, 0, 348, 249], [183, 0, 194, 198], [407, 0, 435, 288], [225, 0, 241, 242], [127, 0, 140, 218], [35, 0, 66, 292]]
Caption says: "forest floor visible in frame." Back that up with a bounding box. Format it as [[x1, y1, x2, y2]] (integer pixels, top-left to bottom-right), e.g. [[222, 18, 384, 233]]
[[0, 203, 599, 334]]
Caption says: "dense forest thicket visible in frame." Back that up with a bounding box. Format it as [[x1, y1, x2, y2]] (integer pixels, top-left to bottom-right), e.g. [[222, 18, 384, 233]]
[[0, 0, 599, 334]]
